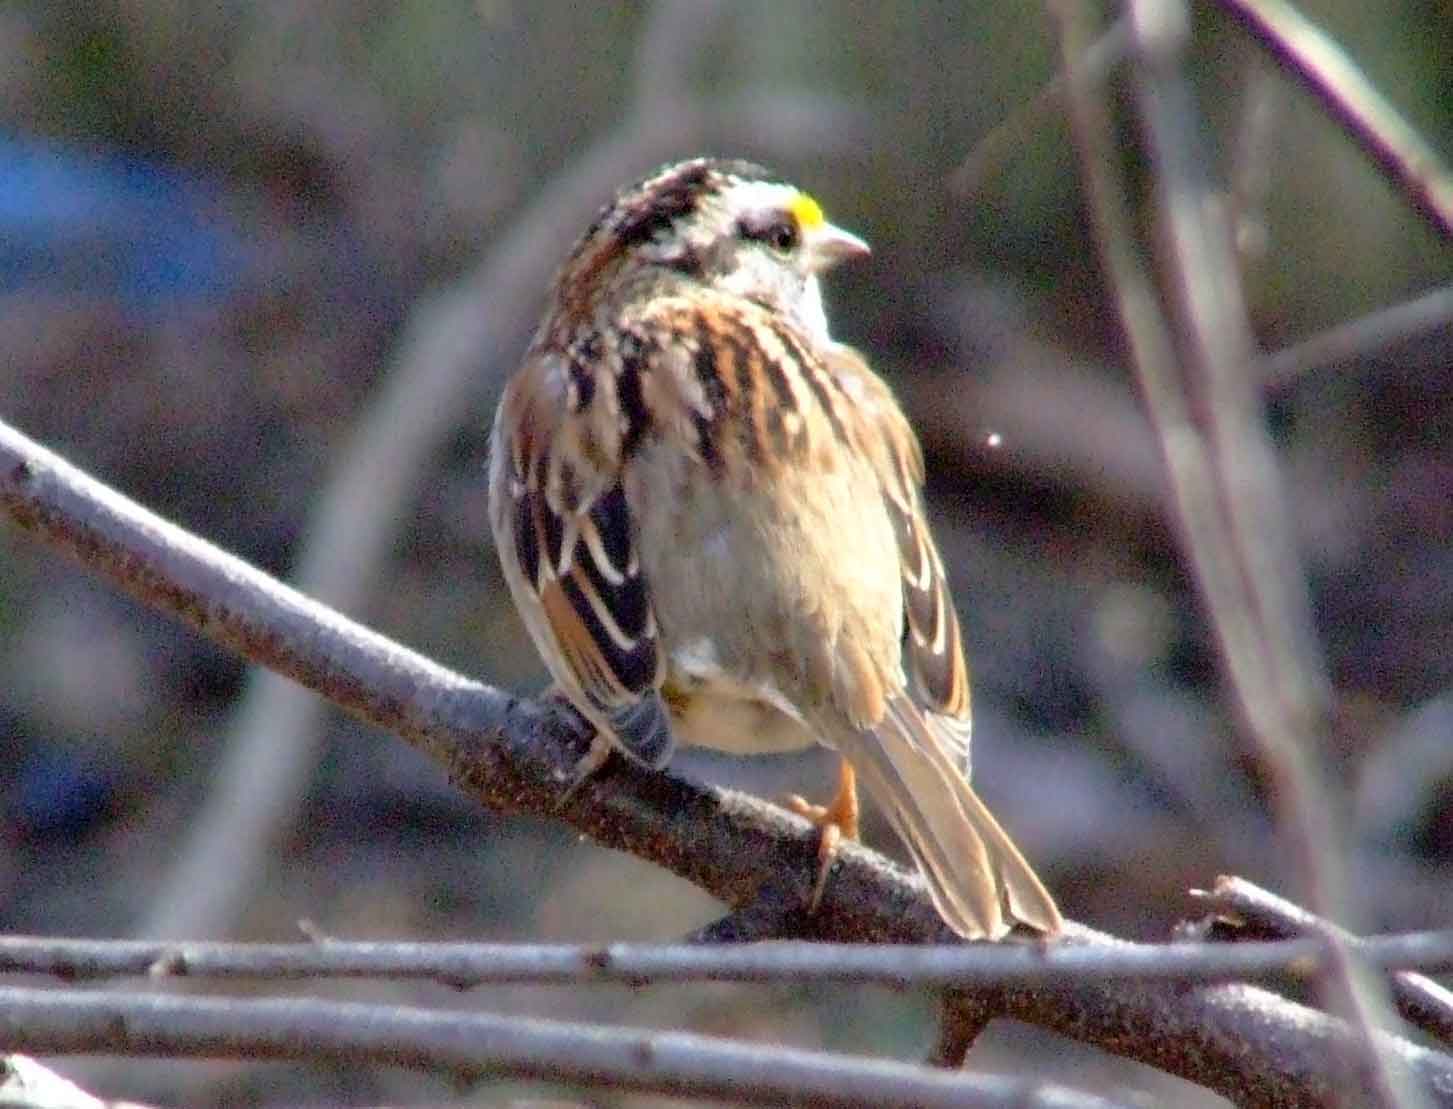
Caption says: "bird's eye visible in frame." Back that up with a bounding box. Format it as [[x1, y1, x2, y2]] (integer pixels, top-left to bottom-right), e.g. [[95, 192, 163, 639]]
[[739, 217, 800, 253], [765, 220, 799, 253]]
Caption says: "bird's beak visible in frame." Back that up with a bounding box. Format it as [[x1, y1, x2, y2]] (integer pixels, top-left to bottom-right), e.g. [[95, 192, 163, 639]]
[[804, 221, 871, 274]]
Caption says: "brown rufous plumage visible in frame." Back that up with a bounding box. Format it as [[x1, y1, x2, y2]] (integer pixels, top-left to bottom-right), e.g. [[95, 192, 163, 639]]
[[488, 158, 1061, 939]]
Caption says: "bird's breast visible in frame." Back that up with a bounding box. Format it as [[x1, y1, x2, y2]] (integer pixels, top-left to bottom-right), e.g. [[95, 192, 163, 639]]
[[627, 439, 904, 741]]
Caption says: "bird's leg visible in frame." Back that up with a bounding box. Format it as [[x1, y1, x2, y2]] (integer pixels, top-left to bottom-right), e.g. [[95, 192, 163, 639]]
[[572, 730, 616, 780], [782, 757, 859, 910], [541, 684, 614, 807], [555, 730, 614, 809]]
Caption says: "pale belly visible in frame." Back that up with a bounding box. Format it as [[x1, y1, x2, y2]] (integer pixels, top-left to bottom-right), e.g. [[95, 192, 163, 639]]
[[628, 438, 904, 757], [664, 638, 822, 754]]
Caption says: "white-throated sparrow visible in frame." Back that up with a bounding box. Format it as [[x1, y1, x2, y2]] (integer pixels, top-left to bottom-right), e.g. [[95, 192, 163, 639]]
[[488, 157, 1061, 940]]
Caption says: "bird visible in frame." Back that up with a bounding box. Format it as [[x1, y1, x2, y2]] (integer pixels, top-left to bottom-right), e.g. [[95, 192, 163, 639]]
[[487, 157, 1062, 940]]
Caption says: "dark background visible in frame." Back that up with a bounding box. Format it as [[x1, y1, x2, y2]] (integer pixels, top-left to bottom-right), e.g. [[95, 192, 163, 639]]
[[2, 2, 1450, 1104]]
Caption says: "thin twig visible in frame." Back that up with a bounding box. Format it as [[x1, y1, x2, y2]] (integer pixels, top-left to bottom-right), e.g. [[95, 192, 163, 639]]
[[4, 422, 1453, 1106], [3, 932, 1453, 990], [1265, 284, 1453, 389], [1124, 3, 1415, 1105], [1218, 0, 1453, 242], [1195, 877, 1453, 1049], [1047, 2, 1425, 1106], [0, 987, 1129, 1109]]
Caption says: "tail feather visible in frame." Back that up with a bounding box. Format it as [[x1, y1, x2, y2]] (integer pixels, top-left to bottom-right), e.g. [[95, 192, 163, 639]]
[[831, 694, 1061, 940], [845, 732, 1004, 938]]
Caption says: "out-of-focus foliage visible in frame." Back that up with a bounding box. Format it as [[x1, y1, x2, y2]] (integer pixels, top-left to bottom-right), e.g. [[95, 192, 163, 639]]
[[1, 2, 1450, 1105]]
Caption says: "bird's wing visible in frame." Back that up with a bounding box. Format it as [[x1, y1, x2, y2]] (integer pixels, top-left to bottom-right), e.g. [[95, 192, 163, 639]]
[[823, 345, 973, 765], [815, 345, 1061, 938], [488, 337, 671, 767]]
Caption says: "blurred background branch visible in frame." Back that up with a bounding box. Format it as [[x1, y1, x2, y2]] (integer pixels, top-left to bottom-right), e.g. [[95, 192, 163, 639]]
[[1051, 0, 1451, 1104], [1218, 0, 1453, 239], [1128, 2, 1407, 1104]]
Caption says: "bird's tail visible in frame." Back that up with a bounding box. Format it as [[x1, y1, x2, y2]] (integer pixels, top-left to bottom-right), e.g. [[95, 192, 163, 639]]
[[830, 694, 1062, 940]]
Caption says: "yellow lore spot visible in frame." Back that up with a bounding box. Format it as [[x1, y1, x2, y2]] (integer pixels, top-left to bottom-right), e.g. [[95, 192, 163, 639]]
[[788, 192, 825, 230]]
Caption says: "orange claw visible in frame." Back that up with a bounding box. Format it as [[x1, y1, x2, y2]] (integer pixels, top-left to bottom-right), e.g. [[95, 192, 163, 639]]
[[782, 758, 859, 911]]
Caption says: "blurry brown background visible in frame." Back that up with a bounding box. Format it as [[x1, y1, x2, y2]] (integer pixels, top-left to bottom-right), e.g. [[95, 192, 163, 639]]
[[2, 1, 1450, 1105]]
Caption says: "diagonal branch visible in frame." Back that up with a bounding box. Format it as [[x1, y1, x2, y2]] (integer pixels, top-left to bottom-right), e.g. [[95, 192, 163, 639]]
[[1264, 283, 1453, 388], [3, 421, 1453, 1107], [1217, 0, 1453, 242]]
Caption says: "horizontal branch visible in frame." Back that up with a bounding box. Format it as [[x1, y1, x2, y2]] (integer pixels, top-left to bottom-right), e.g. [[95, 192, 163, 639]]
[[2, 931, 1451, 991], [0, 986, 1125, 1109], [4, 421, 1453, 1108]]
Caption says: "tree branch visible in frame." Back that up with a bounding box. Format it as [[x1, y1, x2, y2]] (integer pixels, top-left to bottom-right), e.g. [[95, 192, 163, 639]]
[[1264, 283, 1453, 388], [1217, 0, 1453, 242], [2, 931, 1452, 991], [0, 988, 1128, 1109]]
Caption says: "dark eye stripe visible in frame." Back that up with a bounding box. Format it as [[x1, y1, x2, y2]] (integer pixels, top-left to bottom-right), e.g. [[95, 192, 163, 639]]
[[738, 214, 799, 252]]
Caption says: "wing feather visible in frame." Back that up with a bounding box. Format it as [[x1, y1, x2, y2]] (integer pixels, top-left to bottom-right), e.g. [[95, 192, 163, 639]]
[[822, 346, 972, 761], [488, 346, 672, 767]]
